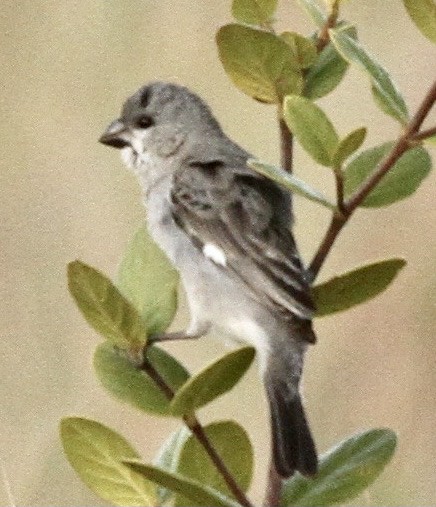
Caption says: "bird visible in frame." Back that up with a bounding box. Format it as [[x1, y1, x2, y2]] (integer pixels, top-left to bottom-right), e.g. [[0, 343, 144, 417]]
[[99, 81, 318, 478]]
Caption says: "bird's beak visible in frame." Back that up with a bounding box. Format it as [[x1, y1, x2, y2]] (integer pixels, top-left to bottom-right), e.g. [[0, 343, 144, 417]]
[[99, 119, 130, 149]]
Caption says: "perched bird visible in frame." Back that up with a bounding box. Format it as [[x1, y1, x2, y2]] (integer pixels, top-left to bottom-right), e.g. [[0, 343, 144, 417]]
[[99, 82, 318, 478]]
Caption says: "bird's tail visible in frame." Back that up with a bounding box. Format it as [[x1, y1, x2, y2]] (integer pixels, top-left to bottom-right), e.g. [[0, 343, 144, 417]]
[[264, 364, 318, 478]]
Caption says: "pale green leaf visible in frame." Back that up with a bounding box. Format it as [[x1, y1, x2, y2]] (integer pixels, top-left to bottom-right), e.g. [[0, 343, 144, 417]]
[[313, 259, 406, 317], [283, 95, 339, 166], [60, 417, 156, 507], [248, 159, 336, 209], [124, 461, 241, 507], [232, 0, 278, 25], [281, 428, 397, 506], [170, 347, 255, 416], [68, 261, 147, 351], [153, 427, 191, 503], [94, 342, 189, 416], [403, 0, 436, 44], [175, 421, 253, 507], [332, 127, 367, 167], [330, 28, 409, 124], [217, 24, 303, 104], [118, 226, 179, 335], [344, 143, 432, 207], [296, 0, 327, 28], [281, 32, 317, 68]]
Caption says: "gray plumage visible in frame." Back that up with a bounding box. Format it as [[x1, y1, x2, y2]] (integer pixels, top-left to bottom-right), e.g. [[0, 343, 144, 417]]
[[99, 81, 318, 477]]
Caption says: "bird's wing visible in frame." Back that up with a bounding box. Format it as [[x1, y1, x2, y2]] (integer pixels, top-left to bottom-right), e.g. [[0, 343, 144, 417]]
[[170, 160, 316, 335]]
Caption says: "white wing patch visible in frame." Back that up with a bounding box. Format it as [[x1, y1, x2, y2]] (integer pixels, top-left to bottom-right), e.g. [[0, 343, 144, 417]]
[[203, 243, 227, 267]]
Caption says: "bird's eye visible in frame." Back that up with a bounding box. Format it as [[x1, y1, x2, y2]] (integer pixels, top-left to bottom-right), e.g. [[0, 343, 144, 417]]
[[136, 115, 154, 129]]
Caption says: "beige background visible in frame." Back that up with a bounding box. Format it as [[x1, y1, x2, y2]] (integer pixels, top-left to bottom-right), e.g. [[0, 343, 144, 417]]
[[1, 1, 435, 505]]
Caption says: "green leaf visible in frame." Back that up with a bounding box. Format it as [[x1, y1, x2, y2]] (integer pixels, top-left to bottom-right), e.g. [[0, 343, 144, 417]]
[[94, 342, 189, 416], [216, 24, 303, 104], [281, 32, 317, 68], [153, 427, 191, 503], [248, 159, 336, 210], [175, 421, 253, 506], [170, 347, 255, 416], [296, 0, 327, 28], [283, 95, 339, 166], [313, 259, 406, 317], [124, 461, 241, 507], [425, 134, 436, 145], [344, 143, 432, 207], [332, 127, 367, 167], [329, 27, 409, 124], [60, 417, 157, 506], [232, 0, 278, 26], [304, 26, 356, 100], [118, 226, 179, 335], [281, 428, 397, 506], [304, 43, 348, 99], [403, 0, 436, 44], [68, 261, 147, 351]]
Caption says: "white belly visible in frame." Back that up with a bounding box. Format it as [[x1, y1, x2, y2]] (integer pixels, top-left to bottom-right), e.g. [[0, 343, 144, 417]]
[[144, 177, 272, 361]]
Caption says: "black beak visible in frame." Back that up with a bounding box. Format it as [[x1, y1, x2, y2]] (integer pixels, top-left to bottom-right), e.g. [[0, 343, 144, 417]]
[[99, 120, 130, 149]]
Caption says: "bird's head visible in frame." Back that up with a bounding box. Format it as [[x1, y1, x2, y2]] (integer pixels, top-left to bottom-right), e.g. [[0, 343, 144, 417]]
[[99, 82, 222, 170]]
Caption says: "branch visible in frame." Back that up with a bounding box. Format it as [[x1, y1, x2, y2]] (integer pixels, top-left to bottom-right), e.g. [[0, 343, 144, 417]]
[[316, 1, 340, 53], [263, 457, 282, 507], [409, 125, 436, 142], [140, 356, 254, 507], [334, 168, 345, 214], [309, 79, 436, 280], [279, 117, 293, 174], [346, 80, 436, 212]]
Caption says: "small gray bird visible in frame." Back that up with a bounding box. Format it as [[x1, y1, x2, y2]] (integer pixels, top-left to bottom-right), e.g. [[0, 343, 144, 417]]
[[99, 82, 318, 478]]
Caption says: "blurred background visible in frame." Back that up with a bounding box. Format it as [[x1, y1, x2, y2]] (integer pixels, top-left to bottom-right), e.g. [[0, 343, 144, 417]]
[[1, 0, 435, 505]]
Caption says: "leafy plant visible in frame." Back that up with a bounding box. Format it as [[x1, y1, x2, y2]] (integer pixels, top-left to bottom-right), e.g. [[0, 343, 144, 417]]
[[61, 0, 436, 505]]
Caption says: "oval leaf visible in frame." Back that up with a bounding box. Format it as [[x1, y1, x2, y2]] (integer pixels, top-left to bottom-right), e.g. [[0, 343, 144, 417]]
[[232, 0, 278, 26], [60, 417, 157, 506], [124, 461, 240, 507], [296, 0, 327, 28], [332, 127, 367, 167], [304, 24, 357, 100], [170, 347, 255, 416], [248, 159, 336, 210], [313, 259, 406, 317], [175, 421, 253, 506], [153, 427, 191, 503], [281, 32, 317, 68], [281, 428, 397, 506], [217, 24, 303, 104], [94, 342, 189, 416], [284, 95, 339, 166], [344, 143, 432, 207], [68, 260, 147, 350], [118, 226, 179, 335], [403, 0, 436, 44], [304, 42, 348, 99], [329, 27, 409, 124]]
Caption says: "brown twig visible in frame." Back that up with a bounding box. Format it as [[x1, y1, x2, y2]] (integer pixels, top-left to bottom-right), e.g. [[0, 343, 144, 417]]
[[316, 1, 340, 53], [279, 117, 294, 174], [309, 79, 436, 280], [140, 356, 254, 507], [407, 125, 436, 142], [263, 456, 282, 507], [334, 168, 346, 214]]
